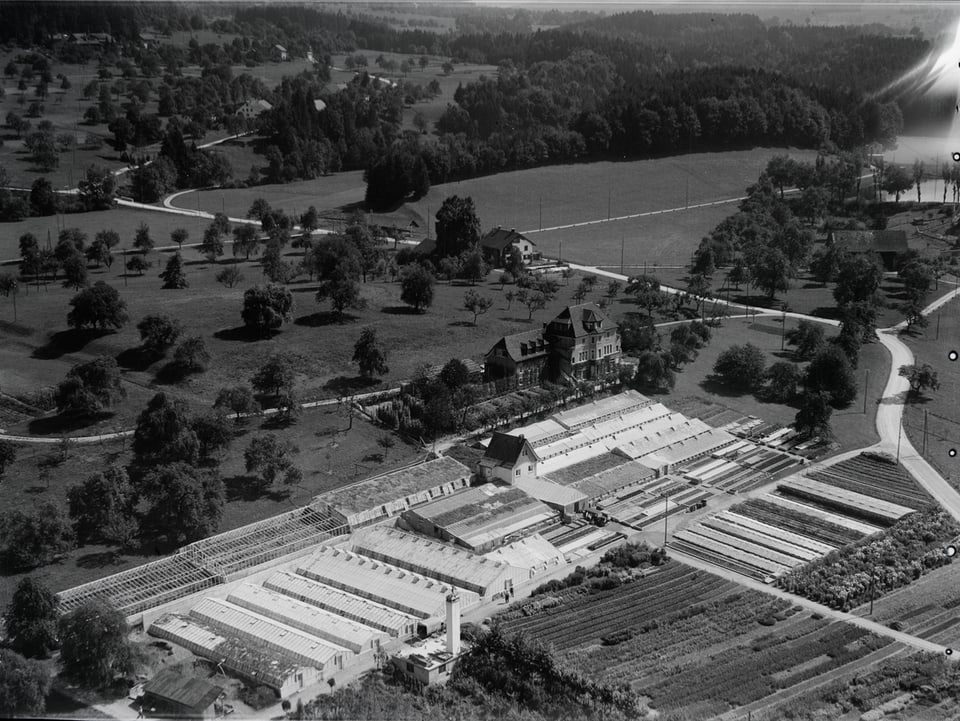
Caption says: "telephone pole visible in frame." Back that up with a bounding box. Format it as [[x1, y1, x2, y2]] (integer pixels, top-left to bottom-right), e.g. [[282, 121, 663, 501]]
[[662, 492, 670, 547], [863, 369, 870, 414], [620, 236, 625, 276]]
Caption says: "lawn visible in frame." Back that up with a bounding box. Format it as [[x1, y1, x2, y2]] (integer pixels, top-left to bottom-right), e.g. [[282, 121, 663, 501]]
[[0, 402, 423, 612], [645, 313, 890, 454], [0, 252, 624, 437], [169, 147, 820, 267], [900, 293, 960, 492], [0, 207, 211, 261]]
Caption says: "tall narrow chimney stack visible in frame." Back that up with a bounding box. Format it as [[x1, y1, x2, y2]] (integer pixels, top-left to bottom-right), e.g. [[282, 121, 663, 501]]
[[445, 592, 461, 655]]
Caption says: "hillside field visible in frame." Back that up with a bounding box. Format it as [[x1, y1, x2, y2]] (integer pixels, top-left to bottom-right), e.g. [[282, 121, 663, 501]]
[[171, 147, 820, 267]]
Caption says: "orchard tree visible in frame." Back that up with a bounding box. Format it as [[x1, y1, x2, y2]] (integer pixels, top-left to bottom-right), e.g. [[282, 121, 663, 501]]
[[400, 264, 435, 312], [881, 163, 912, 204], [765, 361, 801, 403], [316, 273, 365, 321], [834, 254, 882, 307], [126, 254, 150, 276], [54, 356, 125, 417], [794, 391, 833, 440], [241, 284, 293, 335], [133, 222, 153, 254], [159, 251, 188, 289], [61, 254, 89, 290], [244, 435, 302, 489], [251, 352, 297, 396], [66, 465, 137, 547], [214, 384, 260, 421], [216, 265, 244, 288], [712, 343, 766, 392], [463, 289, 494, 325], [132, 392, 200, 466], [0, 649, 51, 716], [191, 410, 233, 459], [785, 320, 826, 360], [140, 462, 223, 544], [0, 502, 74, 571], [168, 336, 210, 377], [746, 246, 790, 299], [198, 225, 224, 260], [5, 577, 59, 658], [137, 314, 183, 357], [353, 327, 389, 378], [804, 345, 858, 408], [634, 350, 675, 393], [171, 227, 188, 249], [58, 601, 135, 689], [899, 363, 940, 399], [66, 282, 128, 330], [232, 223, 259, 260], [626, 274, 664, 317]]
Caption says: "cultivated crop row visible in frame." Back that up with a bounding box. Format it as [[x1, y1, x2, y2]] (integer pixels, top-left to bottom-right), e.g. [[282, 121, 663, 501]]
[[809, 455, 930, 510], [735, 498, 865, 547]]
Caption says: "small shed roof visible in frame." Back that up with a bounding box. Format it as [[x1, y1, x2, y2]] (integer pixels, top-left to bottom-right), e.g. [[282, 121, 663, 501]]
[[483, 533, 565, 569], [142, 669, 222, 711], [515, 477, 588, 508]]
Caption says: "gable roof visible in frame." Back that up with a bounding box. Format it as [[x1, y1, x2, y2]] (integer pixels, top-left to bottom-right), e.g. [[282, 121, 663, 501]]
[[484, 432, 536, 466], [487, 329, 548, 363], [480, 227, 535, 252], [143, 669, 222, 711], [830, 230, 908, 254], [547, 303, 618, 338]]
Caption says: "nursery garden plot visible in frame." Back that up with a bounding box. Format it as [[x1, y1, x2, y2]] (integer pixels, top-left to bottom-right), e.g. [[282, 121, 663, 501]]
[[777, 477, 916, 526], [499, 562, 740, 651], [806, 455, 931, 510], [759, 495, 884, 538]]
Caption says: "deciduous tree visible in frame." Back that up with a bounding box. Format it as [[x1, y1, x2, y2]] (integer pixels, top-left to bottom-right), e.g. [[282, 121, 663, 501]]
[[58, 600, 135, 689], [214, 385, 260, 421], [251, 352, 297, 396], [132, 392, 199, 466], [804, 345, 858, 408], [435, 195, 480, 259], [713, 343, 766, 391], [244, 435, 302, 489], [400, 264, 434, 312], [463, 289, 494, 325], [0, 502, 74, 571], [794, 390, 833, 440], [67, 465, 137, 548], [5, 577, 59, 658], [785, 320, 825, 360], [899, 363, 940, 398], [241, 284, 293, 335], [140, 463, 223, 544], [137, 314, 183, 357], [0, 649, 51, 716], [54, 356, 125, 417], [353, 327, 389, 378]]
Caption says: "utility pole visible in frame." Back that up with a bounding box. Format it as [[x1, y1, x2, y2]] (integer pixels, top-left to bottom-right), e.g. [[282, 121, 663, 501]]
[[937, 310, 942, 340], [559, 239, 563, 264], [662, 492, 670, 548], [869, 568, 876, 615], [780, 307, 786, 351], [620, 236, 625, 276], [896, 416, 903, 463], [863, 369, 870, 414], [122, 247, 127, 287], [923, 410, 929, 455], [539, 196, 542, 231], [607, 187, 611, 221]]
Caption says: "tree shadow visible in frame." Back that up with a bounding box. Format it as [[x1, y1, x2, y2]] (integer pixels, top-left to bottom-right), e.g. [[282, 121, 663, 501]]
[[27, 411, 114, 435], [32, 328, 112, 360], [224, 474, 267, 502], [324, 375, 380, 395], [362, 452, 385, 464], [116, 346, 159, 372], [214, 325, 272, 342], [295, 311, 357, 327], [810, 306, 842, 320], [381, 305, 419, 315], [697, 377, 754, 399], [289, 285, 321, 294], [76, 549, 124, 569], [449, 320, 475, 327], [801, 282, 826, 289], [154, 362, 194, 384], [261, 414, 297, 430]]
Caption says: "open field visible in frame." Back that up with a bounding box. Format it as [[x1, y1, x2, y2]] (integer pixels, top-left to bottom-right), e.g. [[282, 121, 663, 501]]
[[171, 148, 820, 266], [0, 260, 632, 434], [901, 294, 960, 493], [653, 315, 890, 454]]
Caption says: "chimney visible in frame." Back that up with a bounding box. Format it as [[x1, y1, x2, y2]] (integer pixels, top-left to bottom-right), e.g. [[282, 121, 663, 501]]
[[445, 593, 461, 655]]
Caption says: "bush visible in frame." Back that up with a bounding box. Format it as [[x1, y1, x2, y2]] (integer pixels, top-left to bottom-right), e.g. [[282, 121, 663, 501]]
[[239, 684, 277, 710]]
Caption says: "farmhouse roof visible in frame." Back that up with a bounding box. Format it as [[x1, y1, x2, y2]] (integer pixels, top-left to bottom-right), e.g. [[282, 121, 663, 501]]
[[480, 226, 534, 252], [313, 99, 327, 112], [274, 44, 287, 52], [412, 237, 436, 255], [829, 230, 908, 254], [484, 432, 536, 466], [547, 303, 617, 339], [142, 669, 222, 712], [490, 329, 548, 363]]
